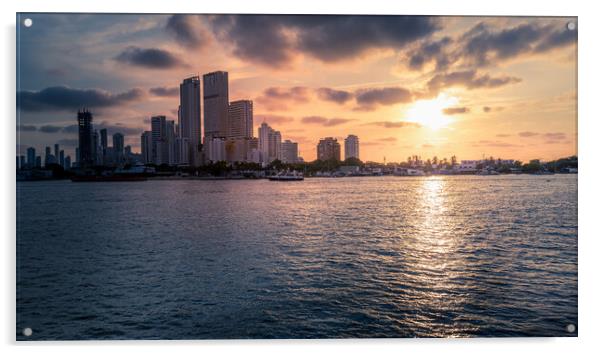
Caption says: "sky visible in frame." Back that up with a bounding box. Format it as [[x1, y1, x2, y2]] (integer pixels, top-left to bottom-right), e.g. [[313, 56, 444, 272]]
[[16, 14, 577, 163]]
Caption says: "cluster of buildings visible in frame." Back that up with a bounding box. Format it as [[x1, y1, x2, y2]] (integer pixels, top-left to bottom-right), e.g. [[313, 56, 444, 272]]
[[316, 135, 360, 161], [16, 144, 72, 170], [76, 109, 139, 168], [139, 71, 301, 167]]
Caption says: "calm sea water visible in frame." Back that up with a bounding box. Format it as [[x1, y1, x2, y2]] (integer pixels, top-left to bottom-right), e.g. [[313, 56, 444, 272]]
[[16, 175, 578, 340]]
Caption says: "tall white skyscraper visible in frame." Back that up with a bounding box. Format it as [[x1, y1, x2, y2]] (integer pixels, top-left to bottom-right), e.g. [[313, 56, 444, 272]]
[[203, 71, 229, 140], [228, 100, 253, 138], [344, 134, 360, 160], [179, 76, 201, 165], [258, 122, 282, 163]]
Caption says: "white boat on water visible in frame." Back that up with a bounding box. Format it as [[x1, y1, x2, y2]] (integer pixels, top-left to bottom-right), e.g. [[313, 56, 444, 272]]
[[393, 168, 426, 176], [268, 171, 304, 181]]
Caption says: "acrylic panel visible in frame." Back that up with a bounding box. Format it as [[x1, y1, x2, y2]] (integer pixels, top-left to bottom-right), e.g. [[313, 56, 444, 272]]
[[16, 13, 578, 340]]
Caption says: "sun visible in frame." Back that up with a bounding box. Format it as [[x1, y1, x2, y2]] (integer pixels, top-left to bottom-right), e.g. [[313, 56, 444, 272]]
[[405, 93, 459, 130]]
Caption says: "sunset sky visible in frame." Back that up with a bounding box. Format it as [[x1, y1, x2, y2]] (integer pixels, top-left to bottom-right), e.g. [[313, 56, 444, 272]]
[[16, 14, 577, 163]]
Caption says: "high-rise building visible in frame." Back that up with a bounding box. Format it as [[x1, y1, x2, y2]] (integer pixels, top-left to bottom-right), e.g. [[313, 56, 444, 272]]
[[100, 128, 108, 163], [151, 116, 167, 165], [113, 132, 124, 163], [179, 76, 201, 165], [228, 100, 253, 138], [175, 137, 190, 165], [207, 137, 226, 162], [54, 144, 59, 163], [26, 147, 35, 168], [59, 150, 65, 168], [92, 130, 100, 165], [77, 109, 94, 167], [258, 122, 282, 163], [317, 137, 341, 161], [281, 140, 299, 163], [344, 135, 360, 160], [44, 146, 53, 166], [141, 131, 152, 164], [166, 120, 177, 165], [203, 71, 229, 140], [64, 155, 71, 170], [35, 156, 41, 168]]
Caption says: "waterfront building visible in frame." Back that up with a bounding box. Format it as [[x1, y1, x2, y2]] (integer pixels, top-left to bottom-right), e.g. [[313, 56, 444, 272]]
[[258, 122, 282, 163], [113, 132, 124, 164], [77, 109, 95, 167], [207, 137, 226, 162], [203, 71, 229, 140], [100, 128, 108, 163], [140, 131, 152, 164], [59, 150, 65, 168], [344, 135, 360, 160], [225, 137, 258, 163], [35, 156, 41, 168], [317, 137, 341, 161], [54, 144, 59, 163], [179, 76, 201, 165], [44, 146, 53, 166], [176, 137, 190, 165], [281, 140, 299, 163], [64, 155, 71, 170], [228, 100, 253, 139], [26, 147, 35, 168]]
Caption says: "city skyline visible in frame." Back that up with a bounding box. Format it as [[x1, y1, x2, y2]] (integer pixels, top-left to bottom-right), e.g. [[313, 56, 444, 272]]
[[16, 15, 577, 162]]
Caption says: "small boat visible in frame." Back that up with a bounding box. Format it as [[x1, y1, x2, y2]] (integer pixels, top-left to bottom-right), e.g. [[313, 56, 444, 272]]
[[476, 169, 500, 176], [268, 171, 304, 181]]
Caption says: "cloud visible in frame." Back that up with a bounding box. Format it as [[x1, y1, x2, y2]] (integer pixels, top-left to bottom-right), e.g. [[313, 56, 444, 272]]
[[18, 86, 144, 112], [209, 15, 440, 67], [483, 106, 505, 113], [496, 133, 511, 138], [543, 132, 566, 140], [443, 107, 469, 115], [114, 46, 186, 69], [149, 86, 179, 97], [355, 87, 413, 110], [39, 125, 63, 133], [256, 86, 310, 111], [301, 116, 354, 126], [56, 138, 79, 147], [518, 131, 539, 137], [255, 114, 295, 125], [316, 87, 353, 104], [365, 121, 421, 128], [165, 15, 210, 48], [426, 70, 521, 95], [460, 21, 577, 67], [407, 36, 453, 71], [472, 140, 521, 148], [381, 137, 397, 142], [422, 143, 434, 148], [18, 124, 37, 132]]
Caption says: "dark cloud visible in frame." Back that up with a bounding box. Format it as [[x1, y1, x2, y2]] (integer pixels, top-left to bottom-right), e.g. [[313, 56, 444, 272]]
[[443, 107, 470, 115], [256, 86, 310, 111], [407, 36, 453, 71], [39, 125, 63, 133], [114, 46, 186, 69], [18, 86, 144, 112], [404, 20, 576, 71], [18, 124, 37, 132], [365, 121, 421, 128], [355, 87, 413, 110], [166, 15, 210, 48], [209, 15, 440, 67], [301, 116, 354, 127], [316, 87, 353, 104], [518, 131, 539, 137], [426, 70, 521, 95], [461, 21, 577, 67], [149, 86, 179, 97]]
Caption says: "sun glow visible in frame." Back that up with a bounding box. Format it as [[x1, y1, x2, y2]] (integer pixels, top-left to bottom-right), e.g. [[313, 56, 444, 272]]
[[405, 93, 459, 130]]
